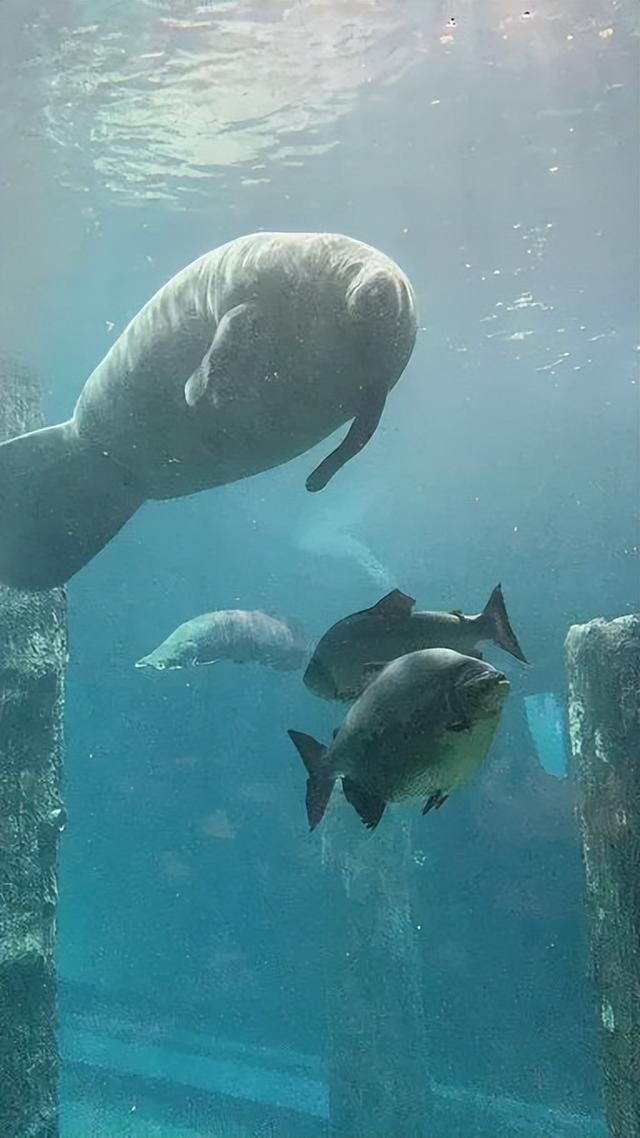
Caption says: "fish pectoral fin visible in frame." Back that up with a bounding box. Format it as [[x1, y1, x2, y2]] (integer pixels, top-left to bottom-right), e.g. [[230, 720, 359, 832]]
[[449, 608, 464, 619], [422, 791, 448, 815], [368, 588, 416, 617], [305, 387, 387, 492], [184, 302, 262, 408], [342, 777, 386, 830], [445, 690, 471, 733], [422, 791, 449, 814]]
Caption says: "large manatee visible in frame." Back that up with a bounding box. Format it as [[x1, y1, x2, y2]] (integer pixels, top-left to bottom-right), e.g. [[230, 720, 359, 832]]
[[0, 232, 417, 590]]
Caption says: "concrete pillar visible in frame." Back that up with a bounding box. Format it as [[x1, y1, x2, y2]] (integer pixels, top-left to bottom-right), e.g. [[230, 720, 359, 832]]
[[0, 355, 67, 1138], [322, 806, 431, 1137], [565, 615, 640, 1138]]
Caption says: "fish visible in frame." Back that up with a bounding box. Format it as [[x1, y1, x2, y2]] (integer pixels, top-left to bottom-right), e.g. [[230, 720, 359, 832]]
[[303, 583, 527, 702], [289, 648, 511, 831], [136, 609, 308, 672]]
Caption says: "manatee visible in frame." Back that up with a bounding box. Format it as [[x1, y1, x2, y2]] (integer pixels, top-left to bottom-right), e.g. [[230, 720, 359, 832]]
[[303, 583, 527, 703], [0, 232, 417, 590], [289, 648, 510, 831], [135, 609, 307, 673]]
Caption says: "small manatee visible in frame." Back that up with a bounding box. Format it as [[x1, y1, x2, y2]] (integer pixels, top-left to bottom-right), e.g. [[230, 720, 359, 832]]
[[136, 609, 308, 673]]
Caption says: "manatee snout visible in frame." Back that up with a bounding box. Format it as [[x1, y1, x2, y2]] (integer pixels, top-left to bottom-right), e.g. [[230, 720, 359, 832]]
[[346, 268, 412, 324], [135, 654, 165, 671]]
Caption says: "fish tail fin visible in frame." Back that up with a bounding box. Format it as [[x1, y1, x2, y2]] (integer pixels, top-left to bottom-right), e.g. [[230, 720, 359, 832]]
[[481, 583, 528, 664], [287, 729, 334, 831], [0, 422, 145, 590]]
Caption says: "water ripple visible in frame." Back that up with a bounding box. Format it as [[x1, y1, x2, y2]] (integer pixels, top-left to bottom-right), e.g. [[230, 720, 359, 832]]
[[36, 0, 421, 206]]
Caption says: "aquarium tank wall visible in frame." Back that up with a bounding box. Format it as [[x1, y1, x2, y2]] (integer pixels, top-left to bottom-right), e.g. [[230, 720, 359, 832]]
[[0, 2, 638, 1137]]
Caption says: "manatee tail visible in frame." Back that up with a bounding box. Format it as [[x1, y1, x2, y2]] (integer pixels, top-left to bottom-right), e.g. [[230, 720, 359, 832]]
[[287, 729, 334, 831], [481, 583, 528, 664], [0, 422, 145, 590]]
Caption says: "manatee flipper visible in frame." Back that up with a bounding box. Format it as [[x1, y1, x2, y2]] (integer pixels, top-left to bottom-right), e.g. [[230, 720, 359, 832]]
[[305, 388, 387, 492], [184, 303, 262, 408], [0, 422, 145, 590]]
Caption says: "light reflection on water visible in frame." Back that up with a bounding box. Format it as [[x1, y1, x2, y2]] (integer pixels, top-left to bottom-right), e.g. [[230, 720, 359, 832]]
[[8, 0, 630, 208], [34, 0, 422, 204]]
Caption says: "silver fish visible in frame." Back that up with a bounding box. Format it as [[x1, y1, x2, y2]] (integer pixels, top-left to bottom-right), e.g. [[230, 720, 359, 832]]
[[136, 609, 307, 673], [304, 583, 527, 703], [289, 648, 510, 831]]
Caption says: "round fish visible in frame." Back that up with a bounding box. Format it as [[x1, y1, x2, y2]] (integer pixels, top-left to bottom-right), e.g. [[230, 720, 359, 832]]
[[0, 232, 417, 589], [135, 609, 308, 673], [289, 648, 510, 831], [304, 583, 527, 702]]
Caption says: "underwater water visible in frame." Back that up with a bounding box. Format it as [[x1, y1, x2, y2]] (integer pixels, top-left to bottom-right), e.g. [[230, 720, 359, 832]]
[[0, 1, 638, 1136]]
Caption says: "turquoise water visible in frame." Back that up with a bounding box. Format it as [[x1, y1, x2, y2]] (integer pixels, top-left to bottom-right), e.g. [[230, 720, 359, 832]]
[[1, 2, 638, 1136]]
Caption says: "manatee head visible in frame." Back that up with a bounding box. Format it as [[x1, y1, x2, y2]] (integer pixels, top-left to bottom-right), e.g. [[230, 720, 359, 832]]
[[135, 651, 169, 671], [134, 638, 197, 671]]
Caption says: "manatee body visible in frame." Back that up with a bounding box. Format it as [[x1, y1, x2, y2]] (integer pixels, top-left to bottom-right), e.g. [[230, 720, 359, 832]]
[[304, 583, 527, 703], [136, 609, 308, 673], [0, 232, 417, 590], [289, 648, 510, 831]]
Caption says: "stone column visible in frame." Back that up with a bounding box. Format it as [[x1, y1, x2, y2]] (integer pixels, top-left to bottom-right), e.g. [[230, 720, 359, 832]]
[[565, 615, 640, 1138], [322, 806, 431, 1138], [0, 355, 68, 1138]]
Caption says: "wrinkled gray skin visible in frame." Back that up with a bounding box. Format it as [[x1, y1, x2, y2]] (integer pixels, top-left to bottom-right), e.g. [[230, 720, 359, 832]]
[[136, 609, 308, 673], [75, 232, 417, 496], [289, 649, 510, 830], [0, 232, 417, 590], [304, 584, 527, 703]]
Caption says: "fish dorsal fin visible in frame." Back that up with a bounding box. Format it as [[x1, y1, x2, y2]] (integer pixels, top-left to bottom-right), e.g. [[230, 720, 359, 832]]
[[368, 589, 416, 617]]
